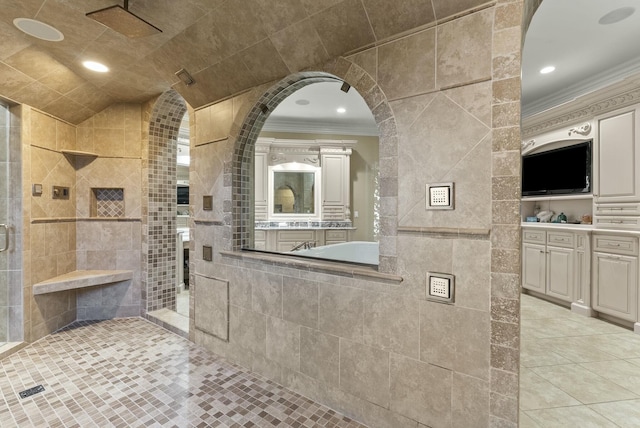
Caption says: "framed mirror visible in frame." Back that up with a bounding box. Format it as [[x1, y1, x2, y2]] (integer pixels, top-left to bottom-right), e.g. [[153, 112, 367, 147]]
[[269, 163, 320, 218]]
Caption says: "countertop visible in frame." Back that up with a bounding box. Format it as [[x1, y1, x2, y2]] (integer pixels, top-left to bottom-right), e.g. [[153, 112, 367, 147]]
[[522, 222, 640, 236], [255, 220, 355, 230]]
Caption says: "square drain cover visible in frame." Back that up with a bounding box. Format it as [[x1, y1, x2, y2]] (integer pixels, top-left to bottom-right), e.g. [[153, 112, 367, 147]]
[[19, 385, 45, 399]]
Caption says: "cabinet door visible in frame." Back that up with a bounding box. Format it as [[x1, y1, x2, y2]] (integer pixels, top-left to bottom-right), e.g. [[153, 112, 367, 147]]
[[593, 252, 638, 322], [596, 109, 640, 202], [522, 243, 546, 293], [254, 152, 268, 205], [546, 246, 574, 302], [322, 154, 346, 206]]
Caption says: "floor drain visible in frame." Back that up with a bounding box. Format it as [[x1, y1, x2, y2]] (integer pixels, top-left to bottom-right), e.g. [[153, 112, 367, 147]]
[[19, 385, 45, 399]]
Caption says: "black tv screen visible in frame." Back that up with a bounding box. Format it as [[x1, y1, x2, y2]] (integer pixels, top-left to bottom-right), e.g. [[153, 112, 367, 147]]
[[522, 141, 592, 196]]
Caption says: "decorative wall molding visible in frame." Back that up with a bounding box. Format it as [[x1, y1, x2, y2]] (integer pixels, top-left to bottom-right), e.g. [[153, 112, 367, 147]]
[[568, 122, 591, 136], [523, 82, 640, 138]]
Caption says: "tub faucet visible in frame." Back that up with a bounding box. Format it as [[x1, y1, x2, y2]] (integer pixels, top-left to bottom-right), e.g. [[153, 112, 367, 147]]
[[291, 240, 316, 251]]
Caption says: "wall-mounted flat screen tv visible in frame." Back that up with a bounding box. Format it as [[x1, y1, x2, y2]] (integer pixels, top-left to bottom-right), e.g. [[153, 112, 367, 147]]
[[522, 141, 592, 196]]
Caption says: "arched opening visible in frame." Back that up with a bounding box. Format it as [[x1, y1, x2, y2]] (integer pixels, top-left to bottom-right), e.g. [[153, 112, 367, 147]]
[[143, 90, 190, 333], [230, 68, 396, 269], [520, 1, 640, 425]]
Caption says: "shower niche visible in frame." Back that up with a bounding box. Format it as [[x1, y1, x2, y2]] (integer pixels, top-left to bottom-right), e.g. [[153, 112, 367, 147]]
[[90, 188, 125, 218]]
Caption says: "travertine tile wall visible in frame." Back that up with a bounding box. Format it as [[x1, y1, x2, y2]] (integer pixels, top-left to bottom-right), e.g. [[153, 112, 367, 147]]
[[75, 104, 143, 320], [21, 104, 145, 341], [191, 2, 523, 427], [25, 109, 77, 341]]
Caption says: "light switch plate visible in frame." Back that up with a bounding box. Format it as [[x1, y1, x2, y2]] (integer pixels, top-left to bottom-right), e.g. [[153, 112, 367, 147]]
[[203, 245, 213, 261], [426, 182, 454, 210], [426, 272, 455, 304], [203, 195, 213, 211], [32, 184, 43, 196]]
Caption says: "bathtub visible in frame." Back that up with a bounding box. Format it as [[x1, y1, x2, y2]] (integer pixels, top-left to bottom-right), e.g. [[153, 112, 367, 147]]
[[291, 241, 379, 265]]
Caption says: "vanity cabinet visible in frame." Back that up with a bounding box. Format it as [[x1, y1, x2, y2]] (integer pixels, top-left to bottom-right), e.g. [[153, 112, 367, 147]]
[[522, 230, 546, 294], [522, 227, 590, 304], [592, 234, 638, 322]]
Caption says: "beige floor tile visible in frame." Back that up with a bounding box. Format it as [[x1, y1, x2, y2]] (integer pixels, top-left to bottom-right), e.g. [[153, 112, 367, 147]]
[[519, 368, 581, 410], [585, 333, 640, 359], [521, 295, 573, 320], [538, 336, 620, 364], [521, 338, 574, 367], [526, 406, 621, 428], [532, 361, 638, 405], [519, 411, 541, 427], [521, 317, 607, 338], [580, 360, 640, 395], [589, 399, 640, 428]]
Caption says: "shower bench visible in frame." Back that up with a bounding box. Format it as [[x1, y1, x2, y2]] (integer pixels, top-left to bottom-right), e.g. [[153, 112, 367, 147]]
[[33, 270, 133, 295]]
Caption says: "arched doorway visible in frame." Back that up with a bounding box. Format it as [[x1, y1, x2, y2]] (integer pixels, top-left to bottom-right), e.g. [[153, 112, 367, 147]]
[[143, 90, 190, 334]]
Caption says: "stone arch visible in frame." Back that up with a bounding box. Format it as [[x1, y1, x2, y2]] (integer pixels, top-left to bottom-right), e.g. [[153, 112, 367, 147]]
[[143, 89, 188, 314], [229, 59, 399, 273]]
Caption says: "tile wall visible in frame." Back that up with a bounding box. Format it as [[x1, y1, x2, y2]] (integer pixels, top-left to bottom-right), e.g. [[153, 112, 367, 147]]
[[190, 2, 523, 427], [141, 91, 187, 315], [22, 104, 144, 341]]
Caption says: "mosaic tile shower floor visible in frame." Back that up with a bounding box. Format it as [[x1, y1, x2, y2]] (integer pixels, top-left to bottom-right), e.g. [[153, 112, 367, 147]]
[[0, 318, 366, 427]]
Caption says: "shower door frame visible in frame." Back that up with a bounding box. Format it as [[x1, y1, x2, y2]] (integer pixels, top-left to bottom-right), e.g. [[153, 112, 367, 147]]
[[0, 102, 23, 347]]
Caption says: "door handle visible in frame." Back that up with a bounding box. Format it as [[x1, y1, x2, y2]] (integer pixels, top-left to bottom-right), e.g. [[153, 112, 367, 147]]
[[0, 224, 7, 253]]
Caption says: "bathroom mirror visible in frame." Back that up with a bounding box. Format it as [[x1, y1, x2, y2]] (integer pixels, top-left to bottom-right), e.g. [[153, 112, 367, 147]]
[[269, 163, 320, 217], [273, 171, 315, 214]]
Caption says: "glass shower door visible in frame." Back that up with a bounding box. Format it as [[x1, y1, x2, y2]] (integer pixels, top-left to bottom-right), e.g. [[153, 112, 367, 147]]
[[0, 103, 8, 345], [0, 102, 20, 346]]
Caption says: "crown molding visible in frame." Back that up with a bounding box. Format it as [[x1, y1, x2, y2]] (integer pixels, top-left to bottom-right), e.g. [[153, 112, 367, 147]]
[[523, 57, 640, 118], [261, 118, 379, 137], [522, 73, 640, 138]]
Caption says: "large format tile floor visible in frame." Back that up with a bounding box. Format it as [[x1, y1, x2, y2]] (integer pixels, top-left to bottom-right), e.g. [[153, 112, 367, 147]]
[[0, 318, 364, 427], [520, 293, 640, 427]]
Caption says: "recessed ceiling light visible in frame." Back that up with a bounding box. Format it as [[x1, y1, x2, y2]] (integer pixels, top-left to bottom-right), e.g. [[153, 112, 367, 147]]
[[13, 18, 64, 42], [540, 66, 556, 74], [599, 7, 635, 25], [295, 99, 310, 106], [336, 107, 346, 114], [83, 61, 109, 73]]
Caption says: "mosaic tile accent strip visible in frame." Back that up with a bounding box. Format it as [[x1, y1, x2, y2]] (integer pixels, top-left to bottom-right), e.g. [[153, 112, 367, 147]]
[[0, 318, 366, 428], [143, 90, 187, 314]]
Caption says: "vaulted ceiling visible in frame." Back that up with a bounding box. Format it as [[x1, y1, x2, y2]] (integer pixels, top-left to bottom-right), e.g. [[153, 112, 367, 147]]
[[0, 0, 487, 124]]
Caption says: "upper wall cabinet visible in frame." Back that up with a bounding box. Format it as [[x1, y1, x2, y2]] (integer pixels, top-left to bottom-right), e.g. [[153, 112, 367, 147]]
[[593, 106, 640, 228], [321, 149, 350, 220], [595, 106, 640, 204]]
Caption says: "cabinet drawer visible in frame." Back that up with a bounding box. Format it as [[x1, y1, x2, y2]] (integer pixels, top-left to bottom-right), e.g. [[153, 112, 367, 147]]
[[254, 230, 266, 240], [595, 203, 640, 216], [326, 230, 347, 240], [255, 205, 268, 221], [277, 230, 315, 241], [547, 232, 574, 248], [522, 229, 546, 244], [593, 235, 638, 256], [594, 216, 640, 228]]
